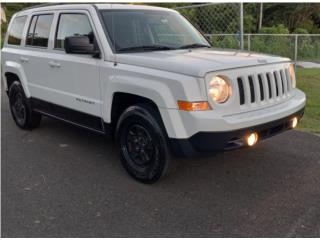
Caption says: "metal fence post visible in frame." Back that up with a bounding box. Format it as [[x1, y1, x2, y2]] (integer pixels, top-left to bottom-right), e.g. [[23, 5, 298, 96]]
[[240, 2, 244, 50], [248, 34, 251, 51], [294, 34, 298, 66]]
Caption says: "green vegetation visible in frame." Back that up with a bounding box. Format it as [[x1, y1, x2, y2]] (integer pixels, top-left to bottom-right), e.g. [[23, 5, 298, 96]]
[[209, 35, 320, 62], [260, 24, 289, 34], [296, 68, 320, 134], [244, 3, 320, 34]]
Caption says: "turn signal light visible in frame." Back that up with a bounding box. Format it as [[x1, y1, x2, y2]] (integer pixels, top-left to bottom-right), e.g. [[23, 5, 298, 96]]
[[177, 101, 211, 111], [245, 132, 258, 146]]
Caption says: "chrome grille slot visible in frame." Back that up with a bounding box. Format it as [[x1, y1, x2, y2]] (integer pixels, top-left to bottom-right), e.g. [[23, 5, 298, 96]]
[[237, 66, 292, 107], [248, 76, 255, 103], [258, 74, 264, 101], [273, 71, 279, 97], [237, 77, 245, 105], [275, 70, 283, 97], [285, 68, 292, 92], [266, 73, 272, 99], [280, 70, 285, 95]]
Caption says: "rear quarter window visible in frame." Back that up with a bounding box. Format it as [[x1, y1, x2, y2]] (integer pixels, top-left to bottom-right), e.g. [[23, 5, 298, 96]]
[[7, 16, 27, 45]]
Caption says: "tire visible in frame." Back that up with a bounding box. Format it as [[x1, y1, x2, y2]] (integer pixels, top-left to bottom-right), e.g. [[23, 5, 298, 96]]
[[116, 103, 173, 183], [8, 81, 42, 130]]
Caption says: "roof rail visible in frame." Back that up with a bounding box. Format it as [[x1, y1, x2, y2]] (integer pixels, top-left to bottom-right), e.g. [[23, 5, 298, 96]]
[[22, 3, 94, 11]]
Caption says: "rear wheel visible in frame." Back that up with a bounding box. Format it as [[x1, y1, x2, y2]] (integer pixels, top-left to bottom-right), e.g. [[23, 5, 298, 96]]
[[116, 104, 173, 183], [9, 82, 41, 130]]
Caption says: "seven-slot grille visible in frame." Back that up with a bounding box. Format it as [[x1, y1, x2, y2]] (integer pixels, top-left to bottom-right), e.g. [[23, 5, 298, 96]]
[[237, 68, 293, 106]]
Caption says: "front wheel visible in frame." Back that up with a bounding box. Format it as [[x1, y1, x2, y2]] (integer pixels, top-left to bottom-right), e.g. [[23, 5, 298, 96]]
[[116, 104, 172, 183]]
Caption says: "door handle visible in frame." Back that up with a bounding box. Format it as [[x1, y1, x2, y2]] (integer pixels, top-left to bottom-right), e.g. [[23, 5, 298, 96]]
[[48, 61, 61, 68], [19, 56, 29, 63]]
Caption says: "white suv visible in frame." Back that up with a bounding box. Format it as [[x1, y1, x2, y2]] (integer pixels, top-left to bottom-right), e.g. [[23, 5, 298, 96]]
[[2, 4, 306, 183]]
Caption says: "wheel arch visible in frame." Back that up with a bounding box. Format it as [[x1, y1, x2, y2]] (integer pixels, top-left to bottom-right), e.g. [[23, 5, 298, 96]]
[[109, 92, 170, 138], [102, 76, 178, 121], [3, 61, 30, 97]]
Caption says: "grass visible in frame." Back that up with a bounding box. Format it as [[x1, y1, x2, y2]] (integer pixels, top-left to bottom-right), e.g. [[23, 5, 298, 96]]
[[296, 67, 320, 134]]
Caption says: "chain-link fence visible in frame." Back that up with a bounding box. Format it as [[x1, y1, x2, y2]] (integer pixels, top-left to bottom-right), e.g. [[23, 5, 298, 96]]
[[204, 33, 320, 62], [175, 3, 320, 63], [175, 3, 244, 49]]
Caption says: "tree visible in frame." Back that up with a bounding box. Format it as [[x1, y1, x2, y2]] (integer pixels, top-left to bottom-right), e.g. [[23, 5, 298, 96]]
[[263, 3, 320, 33]]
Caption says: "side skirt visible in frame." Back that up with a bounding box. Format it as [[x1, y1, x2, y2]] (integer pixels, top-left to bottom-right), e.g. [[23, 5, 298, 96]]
[[31, 97, 109, 135]]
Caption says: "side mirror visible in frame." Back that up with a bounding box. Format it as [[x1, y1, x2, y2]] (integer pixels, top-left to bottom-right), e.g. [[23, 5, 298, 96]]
[[65, 36, 94, 54]]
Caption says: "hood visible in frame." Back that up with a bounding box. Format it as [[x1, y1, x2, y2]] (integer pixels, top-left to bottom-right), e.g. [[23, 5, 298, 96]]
[[115, 48, 290, 77]]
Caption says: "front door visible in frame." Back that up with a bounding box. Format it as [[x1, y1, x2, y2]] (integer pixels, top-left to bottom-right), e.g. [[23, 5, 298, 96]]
[[38, 11, 103, 132]]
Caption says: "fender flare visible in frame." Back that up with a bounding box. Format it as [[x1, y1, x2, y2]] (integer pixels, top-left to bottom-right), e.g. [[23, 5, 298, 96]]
[[4, 61, 31, 98], [102, 76, 177, 123]]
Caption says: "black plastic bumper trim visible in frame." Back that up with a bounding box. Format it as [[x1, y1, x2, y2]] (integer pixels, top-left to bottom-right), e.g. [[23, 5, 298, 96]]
[[168, 107, 305, 157]]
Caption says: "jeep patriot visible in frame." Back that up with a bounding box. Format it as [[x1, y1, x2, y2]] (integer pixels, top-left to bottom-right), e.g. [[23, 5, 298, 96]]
[[1, 4, 306, 183]]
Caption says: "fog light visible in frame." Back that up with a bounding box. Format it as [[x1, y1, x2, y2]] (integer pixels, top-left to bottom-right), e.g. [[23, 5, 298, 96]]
[[246, 132, 258, 146], [291, 117, 298, 128]]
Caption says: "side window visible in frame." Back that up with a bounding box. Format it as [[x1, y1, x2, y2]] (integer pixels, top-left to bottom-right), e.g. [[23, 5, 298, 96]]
[[26, 16, 37, 45], [7, 16, 27, 45], [26, 14, 53, 47], [55, 13, 93, 49]]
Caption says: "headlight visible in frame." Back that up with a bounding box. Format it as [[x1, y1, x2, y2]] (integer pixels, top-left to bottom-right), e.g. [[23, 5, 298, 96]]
[[289, 64, 296, 88], [208, 75, 232, 103]]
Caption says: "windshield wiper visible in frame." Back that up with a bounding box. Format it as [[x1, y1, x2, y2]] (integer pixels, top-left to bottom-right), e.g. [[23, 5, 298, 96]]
[[178, 43, 211, 49], [117, 45, 175, 52]]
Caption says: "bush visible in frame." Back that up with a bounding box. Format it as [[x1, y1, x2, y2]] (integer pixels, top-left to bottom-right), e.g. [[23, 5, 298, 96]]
[[249, 35, 294, 58], [293, 28, 309, 34], [259, 24, 290, 34], [211, 35, 240, 49], [296, 19, 319, 34], [297, 35, 320, 61]]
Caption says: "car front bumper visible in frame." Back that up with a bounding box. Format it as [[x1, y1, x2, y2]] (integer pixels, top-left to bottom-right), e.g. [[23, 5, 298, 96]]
[[161, 89, 306, 139], [168, 107, 305, 157]]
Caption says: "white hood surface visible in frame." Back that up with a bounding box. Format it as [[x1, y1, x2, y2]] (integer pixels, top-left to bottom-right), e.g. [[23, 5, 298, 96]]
[[116, 48, 290, 77]]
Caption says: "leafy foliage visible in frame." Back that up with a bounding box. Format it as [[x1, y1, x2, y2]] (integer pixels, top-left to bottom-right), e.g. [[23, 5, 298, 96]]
[[260, 24, 289, 34], [260, 3, 320, 33]]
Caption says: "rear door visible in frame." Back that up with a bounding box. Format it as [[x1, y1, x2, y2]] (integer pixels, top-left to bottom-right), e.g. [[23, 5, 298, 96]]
[[23, 13, 55, 98]]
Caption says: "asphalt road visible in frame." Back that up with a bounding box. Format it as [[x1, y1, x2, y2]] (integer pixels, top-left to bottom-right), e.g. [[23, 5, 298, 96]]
[[2, 90, 320, 237]]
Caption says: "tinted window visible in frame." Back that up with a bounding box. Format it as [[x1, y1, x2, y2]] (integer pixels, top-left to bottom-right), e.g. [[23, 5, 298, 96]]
[[7, 16, 27, 45], [26, 14, 53, 47], [55, 14, 93, 49], [26, 16, 37, 45]]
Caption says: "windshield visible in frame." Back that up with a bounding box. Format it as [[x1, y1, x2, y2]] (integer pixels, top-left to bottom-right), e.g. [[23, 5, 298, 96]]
[[100, 10, 210, 53]]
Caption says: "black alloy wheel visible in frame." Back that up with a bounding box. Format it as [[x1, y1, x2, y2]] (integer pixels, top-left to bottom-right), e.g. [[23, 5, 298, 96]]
[[8, 81, 41, 129], [116, 103, 173, 183], [11, 91, 27, 126]]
